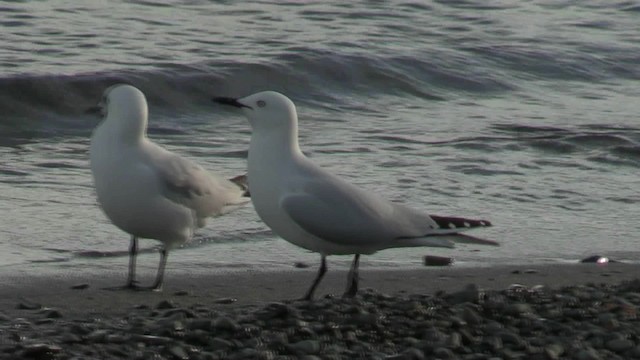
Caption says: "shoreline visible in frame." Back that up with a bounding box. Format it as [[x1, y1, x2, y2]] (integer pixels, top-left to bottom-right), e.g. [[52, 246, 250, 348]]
[[2, 262, 637, 319]]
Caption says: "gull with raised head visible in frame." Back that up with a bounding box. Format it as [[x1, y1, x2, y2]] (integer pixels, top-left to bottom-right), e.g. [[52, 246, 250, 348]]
[[88, 84, 248, 291], [213, 91, 498, 300]]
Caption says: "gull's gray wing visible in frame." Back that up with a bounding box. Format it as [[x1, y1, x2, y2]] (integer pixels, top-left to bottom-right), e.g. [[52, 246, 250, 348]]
[[145, 143, 247, 218], [280, 177, 442, 246]]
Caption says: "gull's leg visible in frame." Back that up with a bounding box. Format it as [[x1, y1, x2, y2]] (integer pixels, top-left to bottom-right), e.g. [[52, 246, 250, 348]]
[[149, 248, 168, 292], [301, 255, 327, 301], [125, 235, 139, 289], [343, 254, 360, 298]]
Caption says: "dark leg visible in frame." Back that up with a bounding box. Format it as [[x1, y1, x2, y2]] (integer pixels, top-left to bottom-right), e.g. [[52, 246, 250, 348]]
[[126, 235, 139, 289], [343, 254, 360, 298], [301, 255, 327, 300], [149, 248, 168, 292]]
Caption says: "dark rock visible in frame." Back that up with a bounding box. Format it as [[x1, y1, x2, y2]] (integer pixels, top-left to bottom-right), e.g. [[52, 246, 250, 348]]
[[210, 337, 234, 350], [446, 284, 482, 304], [17, 300, 42, 310], [214, 297, 237, 304], [294, 261, 310, 268], [173, 290, 190, 296], [156, 300, 176, 309], [166, 345, 189, 360], [289, 339, 320, 355], [213, 316, 240, 332], [70, 283, 90, 290], [423, 255, 453, 266], [20, 343, 62, 359], [44, 309, 63, 319], [606, 338, 634, 353]]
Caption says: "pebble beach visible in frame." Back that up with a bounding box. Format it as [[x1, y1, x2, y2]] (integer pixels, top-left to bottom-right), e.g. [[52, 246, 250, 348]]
[[2, 263, 640, 359]]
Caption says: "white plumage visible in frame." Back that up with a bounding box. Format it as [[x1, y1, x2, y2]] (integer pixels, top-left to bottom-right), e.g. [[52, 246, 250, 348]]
[[90, 84, 248, 290], [214, 91, 497, 299]]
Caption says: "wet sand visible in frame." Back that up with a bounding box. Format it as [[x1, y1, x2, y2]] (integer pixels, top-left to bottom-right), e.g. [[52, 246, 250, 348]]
[[2, 262, 637, 320]]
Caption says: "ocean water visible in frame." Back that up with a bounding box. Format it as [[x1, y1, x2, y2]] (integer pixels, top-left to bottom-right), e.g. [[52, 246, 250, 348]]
[[1, 0, 639, 276]]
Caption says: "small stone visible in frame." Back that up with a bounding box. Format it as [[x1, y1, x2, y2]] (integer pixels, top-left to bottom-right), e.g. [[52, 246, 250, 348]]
[[606, 338, 634, 353], [462, 306, 482, 325], [156, 300, 176, 309], [71, 283, 90, 290], [256, 302, 301, 320], [44, 309, 63, 319], [544, 343, 564, 359], [210, 337, 233, 350], [167, 345, 189, 360], [86, 329, 109, 342], [294, 261, 310, 268], [433, 347, 455, 359], [213, 316, 240, 332], [163, 308, 196, 318], [506, 303, 535, 316], [598, 313, 619, 329], [423, 255, 453, 266], [446, 284, 481, 304], [290, 340, 320, 355], [187, 319, 212, 331], [574, 348, 602, 360], [17, 300, 42, 310], [173, 290, 190, 296], [106, 334, 128, 343], [131, 334, 173, 345], [20, 343, 62, 359], [213, 297, 237, 304], [61, 333, 81, 344], [447, 332, 462, 349]]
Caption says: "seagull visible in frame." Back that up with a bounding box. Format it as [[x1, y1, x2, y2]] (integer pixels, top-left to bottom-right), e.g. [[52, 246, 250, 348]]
[[213, 91, 498, 300], [88, 84, 249, 291]]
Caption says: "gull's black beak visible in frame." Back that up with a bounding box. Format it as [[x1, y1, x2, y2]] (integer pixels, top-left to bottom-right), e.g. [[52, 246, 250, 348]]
[[85, 105, 103, 115], [212, 97, 252, 109]]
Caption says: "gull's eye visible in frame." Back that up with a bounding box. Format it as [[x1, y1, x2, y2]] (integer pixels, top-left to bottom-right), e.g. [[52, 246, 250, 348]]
[[257, 100, 266, 108]]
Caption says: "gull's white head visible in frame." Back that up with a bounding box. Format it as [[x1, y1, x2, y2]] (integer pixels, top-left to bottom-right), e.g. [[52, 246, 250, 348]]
[[214, 91, 298, 133], [88, 84, 148, 142]]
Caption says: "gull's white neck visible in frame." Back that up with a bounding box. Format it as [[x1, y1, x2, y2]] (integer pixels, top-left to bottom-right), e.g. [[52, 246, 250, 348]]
[[248, 122, 301, 172]]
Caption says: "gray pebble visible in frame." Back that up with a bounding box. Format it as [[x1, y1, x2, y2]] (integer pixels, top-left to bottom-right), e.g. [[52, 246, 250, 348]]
[[44, 309, 63, 319], [462, 306, 482, 325], [210, 337, 234, 350], [214, 297, 237, 304], [213, 316, 240, 332], [20, 343, 62, 359], [433, 347, 455, 359], [606, 338, 634, 353], [290, 339, 320, 354], [17, 300, 42, 310], [544, 343, 564, 359], [167, 345, 189, 360], [70, 283, 90, 290], [574, 348, 602, 360], [446, 284, 481, 304], [156, 300, 176, 309]]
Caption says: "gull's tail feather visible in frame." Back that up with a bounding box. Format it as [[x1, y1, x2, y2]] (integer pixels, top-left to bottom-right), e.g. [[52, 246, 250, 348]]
[[396, 232, 499, 249], [229, 174, 250, 197], [446, 233, 500, 246], [429, 215, 492, 230]]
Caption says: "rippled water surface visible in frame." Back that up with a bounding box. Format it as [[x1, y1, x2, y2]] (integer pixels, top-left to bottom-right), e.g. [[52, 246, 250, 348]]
[[1, 0, 639, 274]]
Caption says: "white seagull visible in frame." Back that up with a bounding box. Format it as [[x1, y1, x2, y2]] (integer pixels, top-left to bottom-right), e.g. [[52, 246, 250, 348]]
[[213, 91, 498, 300], [88, 84, 249, 291]]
